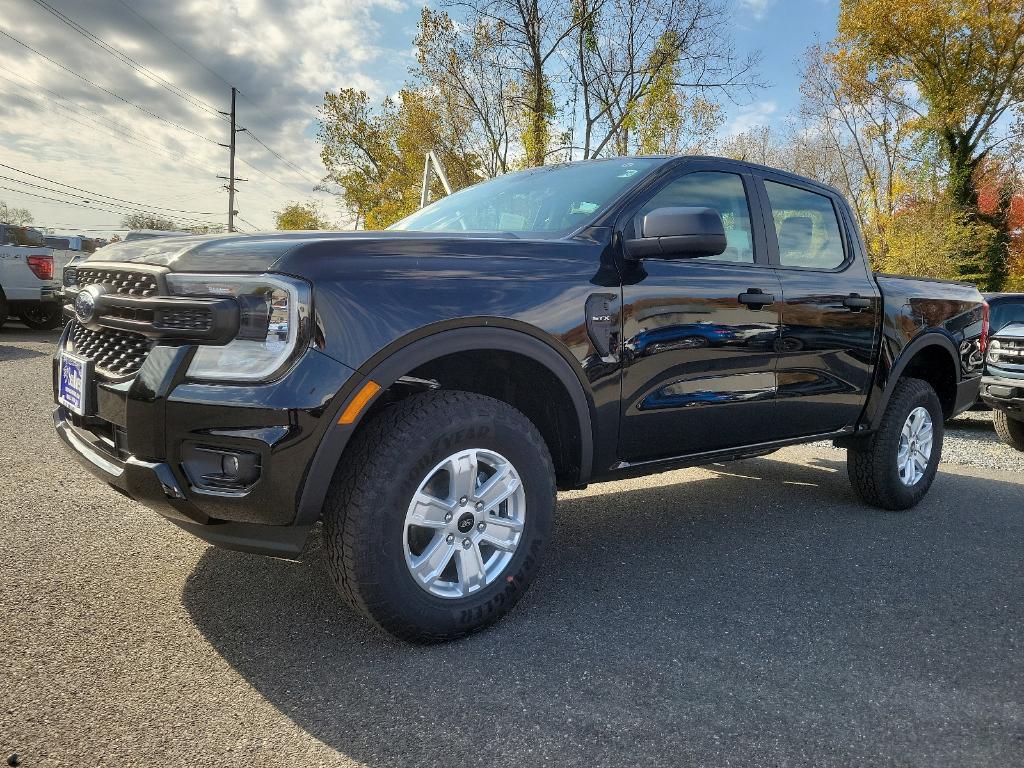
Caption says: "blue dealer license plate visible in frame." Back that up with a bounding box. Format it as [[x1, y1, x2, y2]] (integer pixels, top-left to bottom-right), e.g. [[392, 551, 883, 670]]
[[58, 353, 88, 416]]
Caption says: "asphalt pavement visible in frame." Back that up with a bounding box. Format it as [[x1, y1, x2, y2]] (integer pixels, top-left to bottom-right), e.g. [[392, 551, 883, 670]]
[[2, 326, 1022, 767]]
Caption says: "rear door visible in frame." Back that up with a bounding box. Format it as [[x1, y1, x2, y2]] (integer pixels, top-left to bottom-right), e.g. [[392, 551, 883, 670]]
[[617, 161, 784, 461], [756, 173, 880, 436]]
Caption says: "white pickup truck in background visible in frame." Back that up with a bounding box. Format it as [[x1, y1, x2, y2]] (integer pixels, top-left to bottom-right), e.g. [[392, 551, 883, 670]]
[[0, 224, 72, 330]]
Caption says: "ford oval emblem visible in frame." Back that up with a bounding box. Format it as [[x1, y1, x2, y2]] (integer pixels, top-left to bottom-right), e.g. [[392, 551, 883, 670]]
[[75, 286, 100, 324]]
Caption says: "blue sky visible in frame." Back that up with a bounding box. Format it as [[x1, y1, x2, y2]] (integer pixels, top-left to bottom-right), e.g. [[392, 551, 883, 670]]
[[727, 0, 842, 134]]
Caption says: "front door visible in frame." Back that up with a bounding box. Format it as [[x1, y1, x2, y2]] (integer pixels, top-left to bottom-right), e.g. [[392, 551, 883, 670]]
[[757, 174, 881, 436], [618, 166, 783, 461]]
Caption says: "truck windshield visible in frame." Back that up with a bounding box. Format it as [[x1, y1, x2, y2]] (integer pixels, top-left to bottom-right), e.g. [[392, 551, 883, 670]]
[[390, 158, 664, 237], [991, 300, 1024, 333]]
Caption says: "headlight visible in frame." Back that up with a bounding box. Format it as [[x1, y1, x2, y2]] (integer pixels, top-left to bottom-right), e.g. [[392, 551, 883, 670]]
[[987, 338, 1002, 364], [166, 273, 310, 382]]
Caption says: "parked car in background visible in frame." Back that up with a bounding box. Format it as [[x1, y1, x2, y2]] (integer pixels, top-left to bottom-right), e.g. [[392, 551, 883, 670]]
[[53, 156, 987, 641], [0, 224, 62, 329], [0, 246, 61, 329], [981, 293, 1024, 450], [122, 229, 190, 242]]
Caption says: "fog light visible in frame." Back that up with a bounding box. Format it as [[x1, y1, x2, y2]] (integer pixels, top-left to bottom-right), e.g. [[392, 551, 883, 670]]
[[222, 453, 241, 477], [181, 443, 261, 493]]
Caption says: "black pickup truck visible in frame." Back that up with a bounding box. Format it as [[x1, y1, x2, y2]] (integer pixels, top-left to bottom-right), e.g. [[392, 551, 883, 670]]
[[54, 156, 987, 641]]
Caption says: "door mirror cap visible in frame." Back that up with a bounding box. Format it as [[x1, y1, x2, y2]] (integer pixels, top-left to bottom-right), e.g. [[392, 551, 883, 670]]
[[623, 206, 727, 260]]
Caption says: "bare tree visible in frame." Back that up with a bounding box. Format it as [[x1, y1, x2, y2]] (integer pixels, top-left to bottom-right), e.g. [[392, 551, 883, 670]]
[[568, 0, 761, 159], [798, 44, 917, 260], [415, 8, 517, 177], [447, 0, 606, 166]]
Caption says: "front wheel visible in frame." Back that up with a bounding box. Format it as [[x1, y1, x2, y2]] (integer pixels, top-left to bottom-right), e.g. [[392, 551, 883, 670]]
[[18, 303, 63, 330], [847, 377, 944, 510], [324, 390, 555, 642], [992, 410, 1024, 452]]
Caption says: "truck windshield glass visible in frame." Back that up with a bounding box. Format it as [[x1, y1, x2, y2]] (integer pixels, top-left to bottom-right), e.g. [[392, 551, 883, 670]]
[[991, 300, 1024, 333], [390, 159, 664, 237]]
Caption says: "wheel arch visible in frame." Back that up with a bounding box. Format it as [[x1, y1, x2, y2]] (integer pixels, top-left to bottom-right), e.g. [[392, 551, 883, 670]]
[[295, 322, 597, 525], [868, 332, 960, 429]]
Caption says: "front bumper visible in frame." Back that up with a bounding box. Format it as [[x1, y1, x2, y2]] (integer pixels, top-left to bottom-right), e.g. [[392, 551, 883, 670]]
[[53, 330, 355, 559], [980, 374, 1024, 414]]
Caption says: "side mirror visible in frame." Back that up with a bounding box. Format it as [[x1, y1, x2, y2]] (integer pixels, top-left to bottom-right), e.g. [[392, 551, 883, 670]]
[[624, 206, 727, 260]]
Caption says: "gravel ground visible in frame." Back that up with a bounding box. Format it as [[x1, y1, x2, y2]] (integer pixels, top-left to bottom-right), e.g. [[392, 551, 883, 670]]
[[3, 326, 1023, 768], [811, 409, 1024, 474]]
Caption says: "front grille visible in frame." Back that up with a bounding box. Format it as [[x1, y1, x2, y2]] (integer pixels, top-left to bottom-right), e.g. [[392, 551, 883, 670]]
[[155, 308, 213, 331], [993, 337, 1024, 366], [67, 321, 153, 378], [75, 267, 159, 297]]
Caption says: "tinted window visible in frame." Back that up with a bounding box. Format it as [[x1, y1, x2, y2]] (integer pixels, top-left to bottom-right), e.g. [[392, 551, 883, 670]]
[[991, 299, 1024, 333], [391, 159, 663, 237], [638, 172, 754, 263], [765, 180, 845, 269]]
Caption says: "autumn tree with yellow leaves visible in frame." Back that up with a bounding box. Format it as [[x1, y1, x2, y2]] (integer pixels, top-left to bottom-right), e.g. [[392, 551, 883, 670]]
[[830, 0, 1024, 288]]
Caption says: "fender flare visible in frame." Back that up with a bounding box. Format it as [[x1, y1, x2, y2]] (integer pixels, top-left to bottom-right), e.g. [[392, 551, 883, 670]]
[[866, 331, 960, 430], [294, 324, 596, 525]]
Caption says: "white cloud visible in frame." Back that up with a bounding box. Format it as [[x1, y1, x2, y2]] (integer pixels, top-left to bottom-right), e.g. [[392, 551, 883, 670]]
[[0, 0, 413, 234], [722, 101, 779, 136], [737, 0, 776, 20]]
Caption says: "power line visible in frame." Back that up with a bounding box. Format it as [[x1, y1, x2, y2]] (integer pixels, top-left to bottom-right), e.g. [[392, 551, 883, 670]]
[[0, 26, 218, 145], [106, 0, 322, 192], [0, 183, 174, 220], [0, 174, 212, 226], [0, 68, 225, 178], [112, 0, 238, 94], [0, 163, 219, 216], [21, 5, 323, 199], [241, 130, 322, 184], [29, 0, 227, 123], [0, 69, 288, 214], [0, 177, 216, 227]]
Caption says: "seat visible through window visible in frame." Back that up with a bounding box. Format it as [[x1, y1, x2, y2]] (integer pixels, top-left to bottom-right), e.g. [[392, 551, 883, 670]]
[[764, 180, 846, 269]]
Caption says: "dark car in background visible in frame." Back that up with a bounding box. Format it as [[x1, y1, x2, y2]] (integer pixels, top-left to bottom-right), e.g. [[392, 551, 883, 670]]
[[981, 293, 1024, 450]]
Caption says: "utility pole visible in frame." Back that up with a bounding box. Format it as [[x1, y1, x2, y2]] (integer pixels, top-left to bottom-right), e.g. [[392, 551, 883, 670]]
[[218, 87, 247, 232]]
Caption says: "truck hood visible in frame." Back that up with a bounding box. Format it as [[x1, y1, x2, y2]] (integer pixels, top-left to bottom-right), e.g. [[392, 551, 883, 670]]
[[84, 230, 525, 273]]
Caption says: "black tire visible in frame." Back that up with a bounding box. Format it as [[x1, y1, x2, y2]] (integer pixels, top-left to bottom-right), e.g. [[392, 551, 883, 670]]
[[324, 390, 555, 642], [0, 291, 7, 330], [992, 410, 1024, 452], [18, 303, 62, 330], [847, 377, 944, 510]]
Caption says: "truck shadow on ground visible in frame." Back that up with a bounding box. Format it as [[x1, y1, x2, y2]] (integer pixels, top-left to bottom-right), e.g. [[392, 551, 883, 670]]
[[182, 457, 1024, 767], [0, 344, 47, 362]]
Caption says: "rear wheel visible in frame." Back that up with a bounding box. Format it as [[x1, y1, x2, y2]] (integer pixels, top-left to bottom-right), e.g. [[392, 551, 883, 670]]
[[992, 410, 1024, 452], [324, 390, 555, 642], [18, 303, 62, 330], [847, 377, 944, 510]]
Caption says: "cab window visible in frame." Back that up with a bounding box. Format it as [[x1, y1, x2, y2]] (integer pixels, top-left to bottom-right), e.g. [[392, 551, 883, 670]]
[[764, 181, 846, 269], [637, 172, 755, 263]]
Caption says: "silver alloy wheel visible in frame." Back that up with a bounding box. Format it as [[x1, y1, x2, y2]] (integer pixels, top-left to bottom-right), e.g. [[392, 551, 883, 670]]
[[403, 448, 526, 599], [897, 406, 934, 486]]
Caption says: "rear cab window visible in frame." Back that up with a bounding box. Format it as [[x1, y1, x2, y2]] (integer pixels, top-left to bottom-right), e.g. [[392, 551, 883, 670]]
[[763, 180, 847, 270]]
